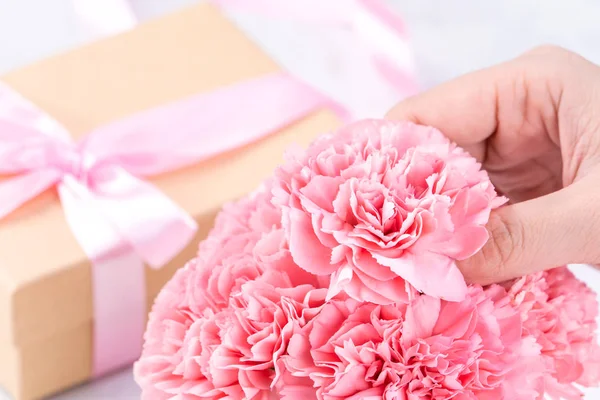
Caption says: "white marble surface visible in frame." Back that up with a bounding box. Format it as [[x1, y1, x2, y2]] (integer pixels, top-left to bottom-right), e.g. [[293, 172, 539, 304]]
[[1, 0, 600, 398]]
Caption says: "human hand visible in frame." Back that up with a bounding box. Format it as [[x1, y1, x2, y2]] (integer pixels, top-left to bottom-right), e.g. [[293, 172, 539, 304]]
[[386, 45, 600, 285]]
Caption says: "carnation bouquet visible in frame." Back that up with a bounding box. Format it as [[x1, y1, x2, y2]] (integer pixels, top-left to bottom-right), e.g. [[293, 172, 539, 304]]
[[134, 120, 600, 399]]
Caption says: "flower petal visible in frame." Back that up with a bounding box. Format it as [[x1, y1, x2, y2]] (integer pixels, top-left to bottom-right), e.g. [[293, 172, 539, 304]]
[[287, 208, 337, 275], [374, 251, 467, 302]]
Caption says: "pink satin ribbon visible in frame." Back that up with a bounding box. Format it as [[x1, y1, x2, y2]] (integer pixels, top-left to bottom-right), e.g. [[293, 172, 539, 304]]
[[0, 73, 331, 376]]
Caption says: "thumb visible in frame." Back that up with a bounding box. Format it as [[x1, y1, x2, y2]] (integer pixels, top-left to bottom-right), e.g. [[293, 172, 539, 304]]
[[458, 174, 600, 285]]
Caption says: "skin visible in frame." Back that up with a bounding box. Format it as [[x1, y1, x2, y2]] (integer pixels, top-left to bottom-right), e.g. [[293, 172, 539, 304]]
[[386, 45, 600, 285]]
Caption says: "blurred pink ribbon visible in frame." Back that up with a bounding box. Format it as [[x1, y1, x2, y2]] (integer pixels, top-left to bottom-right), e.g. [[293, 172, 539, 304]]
[[0, 73, 331, 376], [211, 0, 419, 102]]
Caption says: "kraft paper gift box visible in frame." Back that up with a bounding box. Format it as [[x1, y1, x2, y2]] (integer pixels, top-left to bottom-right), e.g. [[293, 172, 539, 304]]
[[0, 3, 340, 399]]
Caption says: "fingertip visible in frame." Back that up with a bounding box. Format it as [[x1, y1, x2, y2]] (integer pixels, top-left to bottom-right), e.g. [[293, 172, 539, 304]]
[[386, 72, 501, 152], [458, 186, 597, 286], [384, 95, 421, 122], [456, 206, 529, 285]]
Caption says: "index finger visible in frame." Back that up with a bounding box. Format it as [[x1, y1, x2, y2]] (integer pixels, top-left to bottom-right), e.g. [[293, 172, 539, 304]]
[[385, 62, 515, 161]]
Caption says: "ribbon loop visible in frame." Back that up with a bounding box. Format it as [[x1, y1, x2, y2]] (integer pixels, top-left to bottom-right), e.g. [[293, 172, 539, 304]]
[[0, 171, 61, 218], [86, 165, 197, 268]]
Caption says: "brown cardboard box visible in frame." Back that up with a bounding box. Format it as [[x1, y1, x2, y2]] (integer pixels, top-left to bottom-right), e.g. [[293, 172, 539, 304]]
[[0, 4, 340, 399]]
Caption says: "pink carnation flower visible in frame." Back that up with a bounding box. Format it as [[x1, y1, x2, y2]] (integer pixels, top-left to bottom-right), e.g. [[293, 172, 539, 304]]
[[135, 119, 600, 399], [507, 267, 600, 399], [135, 263, 328, 399], [186, 182, 327, 315], [208, 270, 327, 398], [274, 119, 505, 304], [134, 263, 225, 399], [284, 285, 542, 399], [135, 185, 327, 399]]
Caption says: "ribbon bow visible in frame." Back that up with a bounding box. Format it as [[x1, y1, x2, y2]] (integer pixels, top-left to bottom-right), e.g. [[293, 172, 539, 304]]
[[0, 73, 330, 375]]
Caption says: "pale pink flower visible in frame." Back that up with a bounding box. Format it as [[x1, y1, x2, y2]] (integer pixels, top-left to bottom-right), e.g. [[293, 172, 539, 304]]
[[134, 182, 321, 399], [135, 262, 328, 399], [210, 180, 283, 239], [275, 371, 318, 400], [284, 285, 542, 400], [208, 269, 328, 399], [186, 181, 328, 315], [508, 267, 600, 399], [134, 264, 226, 399], [274, 119, 505, 304]]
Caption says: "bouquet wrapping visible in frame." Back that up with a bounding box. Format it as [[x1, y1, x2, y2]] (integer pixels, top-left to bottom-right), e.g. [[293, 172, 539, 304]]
[[135, 120, 600, 399]]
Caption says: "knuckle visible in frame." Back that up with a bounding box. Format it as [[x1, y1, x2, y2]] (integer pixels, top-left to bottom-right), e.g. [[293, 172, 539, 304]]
[[479, 211, 524, 280], [571, 191, 600, 264], [526, 44, 570, 57], [519, 45, 588, 76], [559, 84, 600, 182]]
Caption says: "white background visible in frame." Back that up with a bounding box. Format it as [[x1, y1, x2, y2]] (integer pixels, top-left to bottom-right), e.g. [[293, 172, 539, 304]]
[[1, 0, 600, 398]]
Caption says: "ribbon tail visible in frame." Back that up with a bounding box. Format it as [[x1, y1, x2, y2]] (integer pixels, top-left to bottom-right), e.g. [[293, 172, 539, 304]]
[[58, 176, 146, 377], [0, 171, 60, 218], [88, 166, 197, 268]]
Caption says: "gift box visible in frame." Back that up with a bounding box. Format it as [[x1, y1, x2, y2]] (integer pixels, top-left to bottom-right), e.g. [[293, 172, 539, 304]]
[[0, 3, 340, 400]]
